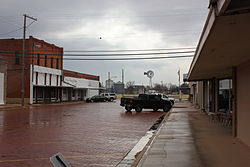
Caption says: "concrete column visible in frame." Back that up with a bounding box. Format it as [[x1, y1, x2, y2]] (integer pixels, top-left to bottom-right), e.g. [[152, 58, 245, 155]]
[[232, 67, 237, 137], [214, 78, 219, 113], [211, 78, 216, 113]]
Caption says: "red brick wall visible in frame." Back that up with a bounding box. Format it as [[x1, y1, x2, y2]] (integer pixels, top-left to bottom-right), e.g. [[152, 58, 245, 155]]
[[29, 37, 63, 70], [63, 70, 99, 81], [0, 38, 30, 98], [0, 37, 63, 99]]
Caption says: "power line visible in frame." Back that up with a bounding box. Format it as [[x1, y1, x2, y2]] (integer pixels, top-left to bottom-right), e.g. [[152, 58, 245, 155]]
[[43, 11, 207, 20], [0, 50, 195, 56], [26, 20, 36, 29], [63, 55, 194, 61], [0, 47, 196, 53], [63, 51, 195, 57], [0, 16, 22, 27], [64, 47, 196, 53], [0, 53, 193, 61], [0, 27, 23, 36]]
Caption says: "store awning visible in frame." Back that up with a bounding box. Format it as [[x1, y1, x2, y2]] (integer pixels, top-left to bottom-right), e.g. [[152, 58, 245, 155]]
[[188, 6, 250, 81]]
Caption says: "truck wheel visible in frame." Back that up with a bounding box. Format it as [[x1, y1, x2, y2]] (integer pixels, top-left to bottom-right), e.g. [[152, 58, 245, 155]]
[[125, 106, 132, 112], [163, 105, 170, 112], [135, 105, 142, 112], [153, 108, 158, 112]]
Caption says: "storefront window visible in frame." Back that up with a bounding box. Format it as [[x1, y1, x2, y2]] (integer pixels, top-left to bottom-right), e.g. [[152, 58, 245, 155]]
[[204, 81, 211, 112], [218, 79, 232, 113]]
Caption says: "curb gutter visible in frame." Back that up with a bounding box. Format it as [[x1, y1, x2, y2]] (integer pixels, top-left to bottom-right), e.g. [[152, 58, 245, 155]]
[[116, 111, 171, 167]]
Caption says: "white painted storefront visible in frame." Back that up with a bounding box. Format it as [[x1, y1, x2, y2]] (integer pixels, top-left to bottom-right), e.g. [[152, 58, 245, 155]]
[[30, 65, 62, 104], [30, 65, 99, 103], [63, 76, 99, 100], [0, 72, 4, 104]]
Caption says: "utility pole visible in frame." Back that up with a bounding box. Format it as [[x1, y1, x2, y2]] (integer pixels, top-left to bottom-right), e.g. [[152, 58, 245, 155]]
[[21, 14, 37, 106], [178, 68, 181, 101], [122, 69, 124, 97]]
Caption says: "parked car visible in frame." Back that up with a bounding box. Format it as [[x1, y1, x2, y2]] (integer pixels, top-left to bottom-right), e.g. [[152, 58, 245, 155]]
[[100, 93, 117, 101], [153, 93, 175, 105], [86, 95, 108, 102], [120, 93, 172, 112]]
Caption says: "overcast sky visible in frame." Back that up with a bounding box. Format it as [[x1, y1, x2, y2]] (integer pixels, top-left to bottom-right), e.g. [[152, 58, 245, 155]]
[[0, 0, 209, 86]]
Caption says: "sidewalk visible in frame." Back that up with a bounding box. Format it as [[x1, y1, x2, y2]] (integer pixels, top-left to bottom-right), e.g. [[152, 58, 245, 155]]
[[0, 104, 23, 110], [135, 102, 250, 167], [0, 101, 86, 111]]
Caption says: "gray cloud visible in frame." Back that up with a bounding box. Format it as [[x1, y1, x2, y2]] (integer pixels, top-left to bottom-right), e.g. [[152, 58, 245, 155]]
[[0, 0, 209, 85]]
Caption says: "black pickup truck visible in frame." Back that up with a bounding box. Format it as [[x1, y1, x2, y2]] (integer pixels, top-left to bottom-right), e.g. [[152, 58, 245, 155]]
[[120, 94, 172, 112]]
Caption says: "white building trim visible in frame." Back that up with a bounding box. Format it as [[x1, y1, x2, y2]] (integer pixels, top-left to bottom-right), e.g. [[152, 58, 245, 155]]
[[30, 65, 63, 104], [63, 76, 99, 98], [33, 65, 62, 75], [0, 73, 4, 105]]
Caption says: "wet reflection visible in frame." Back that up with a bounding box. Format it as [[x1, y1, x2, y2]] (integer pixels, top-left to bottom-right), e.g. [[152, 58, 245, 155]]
[[28, 108, 64, 129], [0, 102, 162, 167], [0, 109, 30, 133]]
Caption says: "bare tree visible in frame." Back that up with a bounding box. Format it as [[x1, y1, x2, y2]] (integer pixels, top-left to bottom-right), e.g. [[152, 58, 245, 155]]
[[126, 81, 135, 88], [125, 81, 135, 94]]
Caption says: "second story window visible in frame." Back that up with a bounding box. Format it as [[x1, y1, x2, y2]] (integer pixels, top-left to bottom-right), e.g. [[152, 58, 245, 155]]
[[51, 57, 54, 68], [44, 55, 47, 67], [56, 58, 59, 69], [15, 51, 20, 65], [37, 54, 40, 65]]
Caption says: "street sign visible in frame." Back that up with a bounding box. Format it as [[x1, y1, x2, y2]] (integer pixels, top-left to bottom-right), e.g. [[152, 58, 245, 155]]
[[50, 152, 71, 167]]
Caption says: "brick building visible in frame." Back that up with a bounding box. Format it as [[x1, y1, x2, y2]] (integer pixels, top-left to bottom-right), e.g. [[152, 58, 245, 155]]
[[0, 36, 63, 104], [62, 70, 100, 101], [0, 58, 7, 104], [0, 36, 100, 104]]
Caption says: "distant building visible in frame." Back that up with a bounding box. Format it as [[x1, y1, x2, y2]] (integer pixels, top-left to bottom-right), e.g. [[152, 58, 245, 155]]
[[126, 85, 145, 94], [183, 74, 188, 82], [114, 81, 124, 94], [62, 70, 99, 101], [105, 79, 114, 93]]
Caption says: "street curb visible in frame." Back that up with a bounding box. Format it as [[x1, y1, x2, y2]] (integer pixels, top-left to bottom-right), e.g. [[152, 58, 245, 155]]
[[0, 105, 27, 111], [116, 111, 171, 167], [0, 101, 86, 111], [134, 111, 171, 167]]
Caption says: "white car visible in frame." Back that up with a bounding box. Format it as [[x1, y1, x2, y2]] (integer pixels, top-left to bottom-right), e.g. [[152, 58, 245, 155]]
[[151, 93, 175, 106], [100, 93, 117, 101]]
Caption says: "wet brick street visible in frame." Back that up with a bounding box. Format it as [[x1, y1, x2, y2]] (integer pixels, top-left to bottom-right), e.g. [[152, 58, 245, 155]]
[[0, 101, 164, 167]]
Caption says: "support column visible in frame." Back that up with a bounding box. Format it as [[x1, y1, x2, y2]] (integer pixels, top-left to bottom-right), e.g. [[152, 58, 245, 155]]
[[35, 87, 38, 103], [59, 87, 62, 102], [209, 78, 216, 112], [43, 87, 45, 103], [214, 78, 219, 113], [232, 67, 237, 137]]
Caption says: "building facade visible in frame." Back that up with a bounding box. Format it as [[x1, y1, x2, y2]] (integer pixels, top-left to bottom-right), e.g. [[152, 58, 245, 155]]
[[0, 59, 7, 105], [114, 81, 125, 94], [126, 85, 145, 94], [0, 36, 63, 104], [62, 70, 99, 101], [0, 36, 100, 104], [188, 0, 250, 146], [105, 79, 114, 93]]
